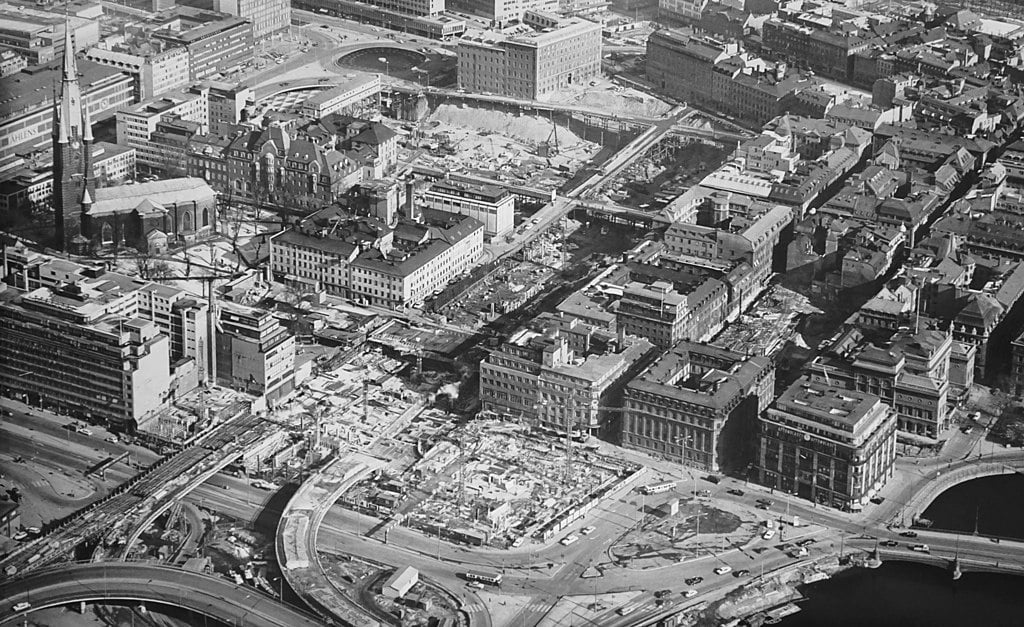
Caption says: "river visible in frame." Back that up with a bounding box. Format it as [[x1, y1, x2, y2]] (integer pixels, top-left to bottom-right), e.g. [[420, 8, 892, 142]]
[[782, 474, 1024, 626]]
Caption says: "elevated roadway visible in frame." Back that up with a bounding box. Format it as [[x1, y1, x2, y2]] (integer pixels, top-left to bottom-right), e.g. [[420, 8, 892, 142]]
[[0, 563, 321, 627]]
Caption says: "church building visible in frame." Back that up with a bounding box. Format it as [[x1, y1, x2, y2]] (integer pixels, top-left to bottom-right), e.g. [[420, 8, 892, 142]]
[[53, 26, 218, 254]]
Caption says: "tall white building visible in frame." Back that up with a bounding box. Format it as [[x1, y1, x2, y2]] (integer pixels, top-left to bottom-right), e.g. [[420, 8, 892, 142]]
[[213, 0, 291, 41], [115, 86, 210, 169], [420, 180, 515, 240]]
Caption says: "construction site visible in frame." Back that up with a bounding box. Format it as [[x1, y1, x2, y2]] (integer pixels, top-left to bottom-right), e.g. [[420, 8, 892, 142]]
[[339, 418, 643, 549]]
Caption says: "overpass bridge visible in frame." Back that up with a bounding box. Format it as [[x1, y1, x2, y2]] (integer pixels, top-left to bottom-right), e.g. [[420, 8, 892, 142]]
[[0, 563, 321, 627], [0, 410, 274, 575]]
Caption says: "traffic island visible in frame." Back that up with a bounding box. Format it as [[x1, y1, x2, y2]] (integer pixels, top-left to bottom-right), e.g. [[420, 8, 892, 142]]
[[609, 496, 761, 569]]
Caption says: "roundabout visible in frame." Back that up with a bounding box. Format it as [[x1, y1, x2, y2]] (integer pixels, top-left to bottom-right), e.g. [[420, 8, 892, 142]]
[[336, 45, 456, 86]]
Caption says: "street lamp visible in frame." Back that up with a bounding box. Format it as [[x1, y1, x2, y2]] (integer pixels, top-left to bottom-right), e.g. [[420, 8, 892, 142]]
[[412, 66, 429, 87], [378, 57, 390, 79]]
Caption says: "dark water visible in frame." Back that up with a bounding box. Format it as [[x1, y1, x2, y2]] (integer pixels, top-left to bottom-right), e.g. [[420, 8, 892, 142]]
[[919, 474, 1024, 539], [782, 561, 1024, 627], [783, 475, 1024, 626]]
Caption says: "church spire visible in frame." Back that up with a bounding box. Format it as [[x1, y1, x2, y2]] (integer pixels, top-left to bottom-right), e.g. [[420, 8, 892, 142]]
[[55, 18, 82, 142]]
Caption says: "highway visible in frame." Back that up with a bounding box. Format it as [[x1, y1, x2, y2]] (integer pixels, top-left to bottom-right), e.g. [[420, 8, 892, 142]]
[[0, 407, 276, 576], [0, 563, 321, 627]]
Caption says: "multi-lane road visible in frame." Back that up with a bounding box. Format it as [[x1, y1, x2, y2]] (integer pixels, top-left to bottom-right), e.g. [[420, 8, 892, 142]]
[[0, 563, 321, 627]]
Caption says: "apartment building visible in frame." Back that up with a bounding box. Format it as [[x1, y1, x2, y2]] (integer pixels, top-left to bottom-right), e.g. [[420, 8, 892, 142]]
[[458, 14, 602, 99], [215, 302, 295, 403], [623, 342, 775, 472], [0, 274, 172, 430], [116, 86, 210, 170], [756, 376, 897, 511], [420, 179, 515, 240], [479, 315, 654, 433]]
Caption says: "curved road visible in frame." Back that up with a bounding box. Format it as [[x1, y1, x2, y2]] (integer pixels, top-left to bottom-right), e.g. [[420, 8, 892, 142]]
[[0, 563, 321, 627]]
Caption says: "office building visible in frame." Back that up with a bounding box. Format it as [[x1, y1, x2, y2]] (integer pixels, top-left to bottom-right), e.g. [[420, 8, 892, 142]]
[[756, 376, 897, 511], [270, 206, 484, 308], [152, 9, 253, 81], [212, 0, 290, 41], [363, 0, 444, 15], [446, 0, 559, 25], [215, 302, 296, 403], [457, 14, 602, 99], [116, 86, 210, 170], [205, 81, 253, 136], [0, 4, 98, 64], [420, 179, 515, 240], [623, 342, 774, 472], [0, 274, 172, 430], [85, 43, 190, 101], [479, 315, 654, 434], [0, 59, 134, 161], [299, 73, 382, 119], [616, 281, 689, 349]]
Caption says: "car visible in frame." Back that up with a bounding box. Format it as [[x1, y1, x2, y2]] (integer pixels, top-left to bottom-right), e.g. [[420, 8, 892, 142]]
[[560, 534, 580, 546], [734, 569, 751, 577], [714, 566, 732, 575], [911, 544, 930, 553], [762, 529, 776, 541], [25, 527, 40, 535], [654, 589, 671, 598], [756, 498, 774, 506], [727, 489, 745, 496], [12, 531, 28, 541], [685, 576, 703, 586], [683, 589, 699, 598], [467, 581, 485, 589], [899, 531, 918, 538], [797, 539, 815, 547], [704, 475, 721, 484], [78, 428, 93, 436], [764, 519, 775, 529], [12, 602, 30, 612], [106, 435, 119, 443], [511, 536, 525, 548], [696, 489, 712, 497], [790, 547, 808, 558], [580, 525, 596, 536], [880, 540, 899, 547]]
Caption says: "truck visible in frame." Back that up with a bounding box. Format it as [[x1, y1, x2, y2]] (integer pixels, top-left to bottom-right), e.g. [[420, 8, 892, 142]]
[[782, 515, 803, 527]]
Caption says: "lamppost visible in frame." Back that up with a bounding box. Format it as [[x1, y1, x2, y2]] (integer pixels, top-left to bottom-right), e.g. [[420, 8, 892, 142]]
[[412, 66, 429, 87], [378, 57, 390, 79]]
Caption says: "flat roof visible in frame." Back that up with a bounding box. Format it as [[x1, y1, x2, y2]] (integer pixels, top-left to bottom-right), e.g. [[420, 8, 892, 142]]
[[0, 59, 129, 123]]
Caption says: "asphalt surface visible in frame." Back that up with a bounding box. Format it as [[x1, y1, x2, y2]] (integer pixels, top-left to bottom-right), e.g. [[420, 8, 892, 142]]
[[0, 563, 321, 627]]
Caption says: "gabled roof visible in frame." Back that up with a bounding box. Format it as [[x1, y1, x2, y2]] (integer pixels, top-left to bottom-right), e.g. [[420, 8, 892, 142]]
[[350, 122, 397, 146]]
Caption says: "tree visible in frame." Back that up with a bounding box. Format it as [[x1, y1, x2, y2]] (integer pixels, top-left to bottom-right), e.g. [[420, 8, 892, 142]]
[[135, 253, 174, 280]]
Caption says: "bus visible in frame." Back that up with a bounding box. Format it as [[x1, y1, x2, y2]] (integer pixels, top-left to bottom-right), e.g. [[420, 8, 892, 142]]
[[465, 571, 502, 586], [640, 482, 675, 495]]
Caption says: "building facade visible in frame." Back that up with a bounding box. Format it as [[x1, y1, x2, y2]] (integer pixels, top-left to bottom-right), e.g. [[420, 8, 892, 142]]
[[479, 316, 654, 434], [152, 10, 253, 82], [215, 302, 295, 404], [623, 342, 775, 472], [457, 16, 602, 99], [756, 377, 897, 511], [116, 86, 210, 171], [85, 44, 191, 101], [213, 0, 290, 41], [616, 280, 689, 349], [420, 179, 515, 240], [0, 277, 172, 431]]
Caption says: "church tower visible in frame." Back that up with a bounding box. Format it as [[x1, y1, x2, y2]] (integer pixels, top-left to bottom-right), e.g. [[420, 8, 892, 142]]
[[52, 23, 95, 252]]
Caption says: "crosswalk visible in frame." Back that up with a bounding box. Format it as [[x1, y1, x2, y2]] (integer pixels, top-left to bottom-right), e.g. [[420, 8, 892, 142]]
[[463, 603, 487, 614]]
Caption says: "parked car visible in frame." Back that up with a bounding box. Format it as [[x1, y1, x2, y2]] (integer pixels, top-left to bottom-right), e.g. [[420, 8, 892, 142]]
[[880, 540, 899, 547], [911, 544, 930, 553], [685, 576, 703, 586], [727, 489, 745, 497], [734, 569, 751, 577], [899, 531, 918, 538], [714, 566, 732, 575], [683, 589, 699, 598], [762, 529, 776, 541]]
